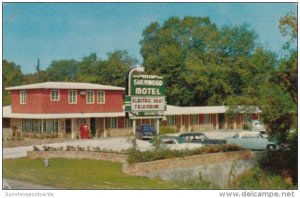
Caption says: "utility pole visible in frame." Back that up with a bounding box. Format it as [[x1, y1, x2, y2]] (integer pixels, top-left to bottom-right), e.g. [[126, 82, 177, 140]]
[[36, 58, 40, 82]]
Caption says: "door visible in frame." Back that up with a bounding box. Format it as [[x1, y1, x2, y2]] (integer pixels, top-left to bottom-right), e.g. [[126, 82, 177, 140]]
[[90, 118, 96, 137], [65, 119, 72, 134], [219, 114, 225, 129]]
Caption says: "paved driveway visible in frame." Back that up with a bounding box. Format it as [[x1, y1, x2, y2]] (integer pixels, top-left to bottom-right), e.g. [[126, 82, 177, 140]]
[[3, 137, 152, 159], [3, 131, 242, 159]]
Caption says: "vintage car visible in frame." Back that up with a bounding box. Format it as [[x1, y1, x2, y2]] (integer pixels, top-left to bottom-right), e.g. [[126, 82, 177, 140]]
[[178, 132, 226, 145], [150, 135, 204, 150], [135, 124, 157, 139], [225, 132, 279, 150]]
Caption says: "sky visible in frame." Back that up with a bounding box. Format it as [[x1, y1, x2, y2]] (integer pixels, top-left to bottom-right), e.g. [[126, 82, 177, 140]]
[[3, 2, 297, 74]]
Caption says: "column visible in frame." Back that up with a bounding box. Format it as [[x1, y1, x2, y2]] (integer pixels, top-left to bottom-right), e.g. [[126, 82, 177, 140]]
[[216, 114, 219, 130]]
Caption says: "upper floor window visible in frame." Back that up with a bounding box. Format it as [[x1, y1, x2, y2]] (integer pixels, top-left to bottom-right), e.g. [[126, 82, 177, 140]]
[[20, 90, 26, 104], [68, 90, 77, 104], [86, 90, 94, 104], [97, 90, 105, 104], [50, 90, 60, 101]]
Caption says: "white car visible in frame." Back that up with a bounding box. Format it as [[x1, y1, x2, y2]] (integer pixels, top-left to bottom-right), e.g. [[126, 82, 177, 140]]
[[225, 132, 278, 150], [251, 120, 266, 132], [155, 136, 204, 150]]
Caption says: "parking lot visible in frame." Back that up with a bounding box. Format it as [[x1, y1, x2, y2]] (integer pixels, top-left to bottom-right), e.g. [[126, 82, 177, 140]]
[[3, 130, 242, 159]]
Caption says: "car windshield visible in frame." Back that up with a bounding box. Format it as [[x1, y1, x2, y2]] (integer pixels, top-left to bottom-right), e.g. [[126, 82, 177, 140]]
[[142, 125, 153, 130]]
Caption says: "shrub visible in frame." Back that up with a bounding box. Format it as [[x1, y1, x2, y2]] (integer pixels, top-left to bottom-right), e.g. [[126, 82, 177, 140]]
[[243, 124, 250, 130], [228, 166, 296, 189], [66, 145, 76, 151], [159, 126, 177, 135], [77, 145, 85, 151], [126, 144, 242, 164], [33, 145, 40, 151]]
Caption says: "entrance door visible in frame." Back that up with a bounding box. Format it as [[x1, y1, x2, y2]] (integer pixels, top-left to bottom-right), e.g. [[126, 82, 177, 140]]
[[219, 114, 225, 129], [65, 119, 72, 134], [90, 118, 96, 137]]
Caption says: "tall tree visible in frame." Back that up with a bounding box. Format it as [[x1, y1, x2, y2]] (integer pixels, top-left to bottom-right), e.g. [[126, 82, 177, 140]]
[[140, 16, 258, 106], [3, 60, 24, 105], [46, 59, 79, 82]]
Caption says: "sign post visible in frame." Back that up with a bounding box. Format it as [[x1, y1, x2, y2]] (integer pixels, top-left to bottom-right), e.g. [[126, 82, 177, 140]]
[[125, 67, 166, 136]]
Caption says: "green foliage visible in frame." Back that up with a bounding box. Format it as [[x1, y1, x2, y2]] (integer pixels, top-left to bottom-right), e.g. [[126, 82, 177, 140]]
[[3, 60, 24, 105], [3, 158, 178, 189], [228, 166, 296, 189], [76, 50, 138, 86], [46, 59, 79, 81], [174, 172, 219, 189], [126, 144, 242, 164], [158, 126, 177, 135], [140, 16, 259, 106]]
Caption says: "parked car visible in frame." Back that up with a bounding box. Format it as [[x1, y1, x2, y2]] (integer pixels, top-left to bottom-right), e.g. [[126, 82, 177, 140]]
[[150, 135, 204, 150], [250, 120, 266, 133], [135, 124, 157, 139], [225, 132, 279, 151], [178, 132, 226, 145]]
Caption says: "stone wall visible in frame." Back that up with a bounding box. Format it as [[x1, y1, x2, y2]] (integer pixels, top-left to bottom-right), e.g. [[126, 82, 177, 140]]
[[123, 151, 266, 188], [3, 138, 67, 148], [27, 151, 127, 163], [3, 128, 12, 140]]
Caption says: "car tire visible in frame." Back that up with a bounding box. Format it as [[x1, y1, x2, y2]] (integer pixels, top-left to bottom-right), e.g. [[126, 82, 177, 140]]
[[267, 145, 276, 150]]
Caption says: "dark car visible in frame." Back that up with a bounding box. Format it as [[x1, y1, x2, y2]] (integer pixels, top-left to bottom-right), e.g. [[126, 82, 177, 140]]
[[135, 124, 157, 139], [178, 132, 226, 145]]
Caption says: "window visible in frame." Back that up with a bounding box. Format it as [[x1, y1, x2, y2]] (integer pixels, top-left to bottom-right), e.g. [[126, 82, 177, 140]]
[[20, 90, 26, 104], [43, 120, 59, 133], [204, 114, 211, 124], [191, 115, 199, 125], [125, 118, 133, 128], [68, 90, 77, 104], [86, 90, 94, 104], [109, 118, 117, 129], [97, 91, 105, 104], [50, 90, 59, 101], [167, 116, 175, 126], [22, 119, 58, 133]]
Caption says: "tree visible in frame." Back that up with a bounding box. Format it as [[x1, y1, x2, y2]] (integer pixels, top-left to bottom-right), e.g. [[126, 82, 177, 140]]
[[101, 50, 138, 87], [46, 59, 79, 82], [140, 16, 258, 106], [279, 12, 297, 50], [76, 51, 137, 86], [3, 60, 24, 105]]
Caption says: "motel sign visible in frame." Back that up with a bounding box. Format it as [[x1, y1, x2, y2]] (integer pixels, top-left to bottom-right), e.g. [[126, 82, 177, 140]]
[[125, 69, 166, 119]]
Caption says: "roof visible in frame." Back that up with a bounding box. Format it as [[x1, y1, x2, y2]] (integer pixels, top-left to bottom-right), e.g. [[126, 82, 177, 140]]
[[5, 82, 125, 91], [3, 106, 125, 119], [164, 105, 228, 115], [3, 105, 261, 119]]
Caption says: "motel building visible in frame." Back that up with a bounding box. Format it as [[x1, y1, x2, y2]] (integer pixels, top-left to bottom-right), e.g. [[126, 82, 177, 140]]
[[3, 82, 261, 139]]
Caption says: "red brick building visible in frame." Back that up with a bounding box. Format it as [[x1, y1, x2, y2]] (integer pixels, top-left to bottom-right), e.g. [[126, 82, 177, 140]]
[[3, 82, 261, 139]]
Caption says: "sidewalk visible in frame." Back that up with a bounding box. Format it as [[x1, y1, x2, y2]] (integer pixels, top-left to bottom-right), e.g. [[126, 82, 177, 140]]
[[3, 178, 61, 190]]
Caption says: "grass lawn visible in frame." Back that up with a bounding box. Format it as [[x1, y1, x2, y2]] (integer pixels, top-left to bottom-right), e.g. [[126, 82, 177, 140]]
[[3, 158, 182, 189]]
